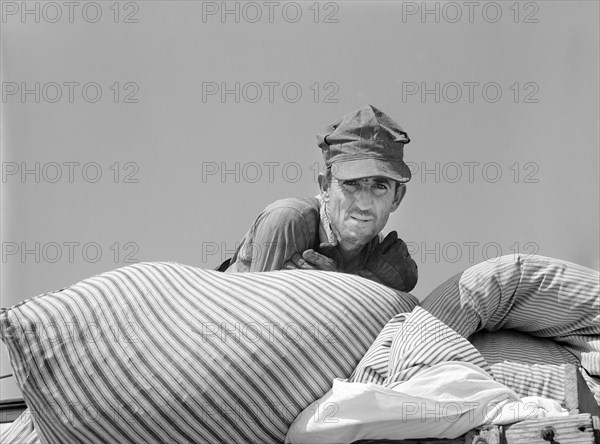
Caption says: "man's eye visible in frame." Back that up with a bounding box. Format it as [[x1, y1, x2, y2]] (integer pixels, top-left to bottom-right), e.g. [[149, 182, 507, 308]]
[[341, 181, 358, 191], [373, 184, 390, 194]]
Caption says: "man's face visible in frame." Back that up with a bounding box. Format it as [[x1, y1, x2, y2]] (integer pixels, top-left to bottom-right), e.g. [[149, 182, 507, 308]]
[[320, 175, 405, 254]]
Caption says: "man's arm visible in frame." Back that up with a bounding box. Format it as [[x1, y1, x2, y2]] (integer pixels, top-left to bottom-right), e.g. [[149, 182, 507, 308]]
[[226, 202, 318, 272], [358, 232, 419, 293], [285, 235, 418, 293]]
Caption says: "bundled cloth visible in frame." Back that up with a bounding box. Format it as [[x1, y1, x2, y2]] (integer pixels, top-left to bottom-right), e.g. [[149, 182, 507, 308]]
[[285, 306, 567, 443], [287, 254, 600, 443]]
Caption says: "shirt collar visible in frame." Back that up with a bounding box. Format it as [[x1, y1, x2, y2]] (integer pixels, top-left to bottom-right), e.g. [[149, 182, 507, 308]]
[[315, 194, 338, 246]]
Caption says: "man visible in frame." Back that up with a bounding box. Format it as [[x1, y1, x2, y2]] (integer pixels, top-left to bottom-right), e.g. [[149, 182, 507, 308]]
[[220, 105, 418, 292]]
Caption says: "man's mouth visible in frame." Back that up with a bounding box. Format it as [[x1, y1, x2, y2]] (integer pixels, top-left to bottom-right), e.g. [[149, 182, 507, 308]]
[[350, 215, 372, 223]]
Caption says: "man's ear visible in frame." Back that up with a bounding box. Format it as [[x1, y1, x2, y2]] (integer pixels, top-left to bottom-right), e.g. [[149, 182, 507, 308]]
[[318, 173, 331, 202], [390, 184, 406, 212]]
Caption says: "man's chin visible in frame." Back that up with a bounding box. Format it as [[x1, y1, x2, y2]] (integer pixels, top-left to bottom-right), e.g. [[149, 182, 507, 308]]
[[340, 230, 376, 248]]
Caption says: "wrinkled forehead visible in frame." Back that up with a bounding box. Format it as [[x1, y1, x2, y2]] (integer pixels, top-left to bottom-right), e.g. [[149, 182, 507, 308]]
[[333, 175, 396, 185]]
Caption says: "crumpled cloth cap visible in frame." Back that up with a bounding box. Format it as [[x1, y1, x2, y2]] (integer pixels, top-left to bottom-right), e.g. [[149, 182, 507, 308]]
[[317, 105, 411, 183]]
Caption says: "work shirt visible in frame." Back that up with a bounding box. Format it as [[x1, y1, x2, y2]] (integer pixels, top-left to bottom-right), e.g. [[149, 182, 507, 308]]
[[224, 196, 418, 292]]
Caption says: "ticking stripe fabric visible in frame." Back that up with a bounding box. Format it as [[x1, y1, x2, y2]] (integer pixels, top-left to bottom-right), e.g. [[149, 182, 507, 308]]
[[385, 306, 491, 385], [469, 330, 600, 405], [0, 262, 417, 444], [348, 313, 407, 385], [286, 307, 560, 443], [0, 410, 38, 444], [421, 254, 600, 405], [350, 306, 491, 385]]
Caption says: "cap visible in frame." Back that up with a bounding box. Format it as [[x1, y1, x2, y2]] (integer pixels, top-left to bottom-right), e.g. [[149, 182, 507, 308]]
[[317, 105, 411, 183]]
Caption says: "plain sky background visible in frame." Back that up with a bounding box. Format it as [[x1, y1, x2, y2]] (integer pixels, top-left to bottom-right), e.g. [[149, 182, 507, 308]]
[[1, 1, 599, 400]]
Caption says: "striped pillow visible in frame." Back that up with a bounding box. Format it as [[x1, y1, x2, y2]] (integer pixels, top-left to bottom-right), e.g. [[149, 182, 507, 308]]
[[421, 254, 600, 404], [0, 262, 417, 444]]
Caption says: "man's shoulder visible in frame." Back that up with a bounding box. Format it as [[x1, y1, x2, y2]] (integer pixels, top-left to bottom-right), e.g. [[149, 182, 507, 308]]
[[262, 196, 320, 217], [254, 196, 320, 235]]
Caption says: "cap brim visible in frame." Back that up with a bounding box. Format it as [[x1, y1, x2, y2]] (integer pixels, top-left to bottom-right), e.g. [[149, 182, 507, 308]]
[[330, 158, 411, 183]]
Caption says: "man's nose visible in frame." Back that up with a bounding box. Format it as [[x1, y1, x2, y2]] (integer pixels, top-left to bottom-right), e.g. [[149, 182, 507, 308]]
[[354, 186, 374, 209]]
